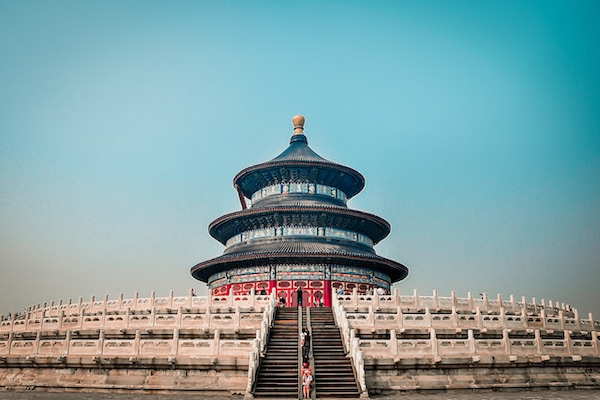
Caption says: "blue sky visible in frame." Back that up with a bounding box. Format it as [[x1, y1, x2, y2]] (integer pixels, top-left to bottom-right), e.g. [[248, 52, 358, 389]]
[[1, 1, 598, 316]]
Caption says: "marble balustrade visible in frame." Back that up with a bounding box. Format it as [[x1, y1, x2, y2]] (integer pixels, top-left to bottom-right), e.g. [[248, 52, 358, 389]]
[[333, 289, 599, 370]]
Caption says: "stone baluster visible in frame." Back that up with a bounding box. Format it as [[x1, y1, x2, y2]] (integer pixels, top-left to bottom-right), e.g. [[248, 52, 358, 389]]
[[425, 307, 432, 327], [7, 332, 13, 356], [558, 310, 565, 330], [34, 331, 41, 356], [499, 306, 506, 329], [341, 311, 351, 351], [246, 349, 258, 396], [150, 291, 156, 308], [467, 291, 473, 310], [133, 291, 139, 310], [260, 320, 268, 354], [118, 293, 124, 310], [475, 307, 482, 330], [213, 329, 220, 357], [390, 329, 398, 357], [77, 296, 83, 316], [542, 298, 547, 312], [468, 329, 476, 355], [451, 306, 458, 328], [125, 308, 131, 329], [541, 308, 547, 329], [150, 307, 156, 328], [592, 331, 599, 357], [564, 330, 572, 356], [430, 328, 440, 362], [396, 306, 403, 330], [134, 330, 141, 356], [172, 328, 179, 356], [207, 287, 213, 309], [481, 293, 489, 313], [451, 290, 457, 309], [368, 306, 375, 330], [207, 306, 212, 329], [432, 289, 439, 311], [176, 307, 183, 327], [574, 309, 581, 331], [234, 306, 241, 332], [9, 313, 15, 334], [187, 288, 194, 308], [249, 288, 256, 308], [23, 312, 30, 331], [412, 288, 419, 310], [98, 330, 105, 357], [503, 329, 513, 360], [509, 294, 516, 312], [168, 290, 174, 308], [534, 329, 542, 355], [101, 308, 106, 330]]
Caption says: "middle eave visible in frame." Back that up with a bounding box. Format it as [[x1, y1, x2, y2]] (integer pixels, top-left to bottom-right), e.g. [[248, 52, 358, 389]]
[[209, 204, 392, 245]]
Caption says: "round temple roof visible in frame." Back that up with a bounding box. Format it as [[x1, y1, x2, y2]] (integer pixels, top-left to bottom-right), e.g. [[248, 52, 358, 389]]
[[234, 116, 365, 199]]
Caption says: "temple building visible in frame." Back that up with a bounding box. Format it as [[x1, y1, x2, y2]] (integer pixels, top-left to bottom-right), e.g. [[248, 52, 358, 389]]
[[191, 115, 409, 307]]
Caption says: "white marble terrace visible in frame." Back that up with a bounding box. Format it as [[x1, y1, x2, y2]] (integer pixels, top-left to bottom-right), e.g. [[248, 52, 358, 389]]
[[333, 289, 599, 380], [0, 289, 276, 364]]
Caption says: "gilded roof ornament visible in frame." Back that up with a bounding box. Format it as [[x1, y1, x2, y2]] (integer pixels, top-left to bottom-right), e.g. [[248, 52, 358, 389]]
[[292, 114, 305, 134]]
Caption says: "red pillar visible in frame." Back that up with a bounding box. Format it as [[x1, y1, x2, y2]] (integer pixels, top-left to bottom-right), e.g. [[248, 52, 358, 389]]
[[324, 280, 332, 307], [268, 280, 276, 296]]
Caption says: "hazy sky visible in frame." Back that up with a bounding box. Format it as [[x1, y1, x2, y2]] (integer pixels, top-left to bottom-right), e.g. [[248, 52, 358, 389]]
[[1, 1, 598, 317]]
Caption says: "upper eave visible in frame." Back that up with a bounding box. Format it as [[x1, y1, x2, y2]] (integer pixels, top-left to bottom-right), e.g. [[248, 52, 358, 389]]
[[234, 160, 365, 199]]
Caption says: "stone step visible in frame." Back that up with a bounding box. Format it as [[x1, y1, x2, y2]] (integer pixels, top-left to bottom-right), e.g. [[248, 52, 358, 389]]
[[253, 307, 300, 398]]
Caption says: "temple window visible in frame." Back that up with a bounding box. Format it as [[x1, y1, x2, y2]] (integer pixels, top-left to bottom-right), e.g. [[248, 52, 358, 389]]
[[251, 182, 347, 204], [226, 225, 373, 247]]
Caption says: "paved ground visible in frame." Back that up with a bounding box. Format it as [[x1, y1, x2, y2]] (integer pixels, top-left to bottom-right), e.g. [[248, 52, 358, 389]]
[[0, 390, 599, 400]]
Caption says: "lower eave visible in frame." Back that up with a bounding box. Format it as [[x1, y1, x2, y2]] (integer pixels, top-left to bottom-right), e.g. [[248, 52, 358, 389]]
[[190, 252, 409, 284]]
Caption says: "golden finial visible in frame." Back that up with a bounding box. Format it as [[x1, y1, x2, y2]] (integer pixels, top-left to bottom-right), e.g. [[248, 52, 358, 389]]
[[292, 115, 305, 134]]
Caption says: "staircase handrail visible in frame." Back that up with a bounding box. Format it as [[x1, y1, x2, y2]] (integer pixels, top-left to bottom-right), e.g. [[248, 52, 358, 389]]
[[306, 307, 316, 400], [332, 293, 351, 352], [298, 306, 303, 400], [245, 291, 277, 398], [332, 293, 369, 397]]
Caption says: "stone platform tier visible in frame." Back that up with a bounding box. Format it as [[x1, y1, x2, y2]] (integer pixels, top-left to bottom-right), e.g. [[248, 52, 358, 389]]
[[332, 289, 600, 393], [0, 290, 277, 395], [1, 289, 599, 395]]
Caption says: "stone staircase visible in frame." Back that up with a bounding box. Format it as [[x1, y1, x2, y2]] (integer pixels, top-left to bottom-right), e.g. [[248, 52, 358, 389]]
[[253, 307, 299, 398], [310, 307, 361, 398]]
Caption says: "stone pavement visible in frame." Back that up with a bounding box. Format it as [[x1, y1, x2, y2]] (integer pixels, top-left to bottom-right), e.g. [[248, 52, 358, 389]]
[[1, 389, 600, 400]]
